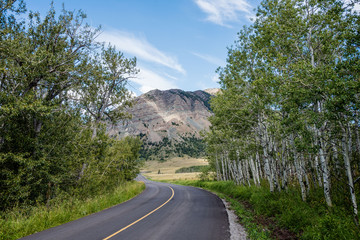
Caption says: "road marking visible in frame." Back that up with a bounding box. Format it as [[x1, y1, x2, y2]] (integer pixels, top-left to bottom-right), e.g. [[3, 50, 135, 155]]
[[103, 186, 175, 240]]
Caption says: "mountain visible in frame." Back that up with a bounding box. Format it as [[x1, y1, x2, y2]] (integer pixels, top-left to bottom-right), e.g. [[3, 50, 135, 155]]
[[108, 89, 216, 160], [204, 88, 220, 95]]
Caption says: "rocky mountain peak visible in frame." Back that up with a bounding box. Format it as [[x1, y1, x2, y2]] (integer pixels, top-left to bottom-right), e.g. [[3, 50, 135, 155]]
[[108, 88, 217, 159], [204, 88, 220, 95]]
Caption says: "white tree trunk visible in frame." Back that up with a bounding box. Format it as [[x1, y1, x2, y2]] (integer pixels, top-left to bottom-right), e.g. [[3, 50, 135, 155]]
[[292, 147, 307, 201], [342, 125, 358, 219], [281, 140, 288, 190], [228, 160, 236, 182], [221, 153, 227, 181], [237, 161, 245, 185], [300, 155, 310, 195], [259, 120, 274, 192], [250, 157, 260, 186], [312, 97, 332, 207], [215, 153, 221, 181], [263, 146, 274, 191], [314, 155, 323, 187], [244, 160, 251, 186], [317, 131, 332, 207], [256, 152, 263, 179]]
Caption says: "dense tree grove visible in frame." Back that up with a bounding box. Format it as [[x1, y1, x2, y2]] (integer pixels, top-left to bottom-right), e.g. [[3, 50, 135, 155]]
[[139, 135, 206, 160], [0, 0, 142, 210], [206, 0, 360, 223]]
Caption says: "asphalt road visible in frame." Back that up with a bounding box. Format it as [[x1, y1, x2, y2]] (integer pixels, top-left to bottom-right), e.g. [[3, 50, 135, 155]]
[[21, 175, 230, 240]]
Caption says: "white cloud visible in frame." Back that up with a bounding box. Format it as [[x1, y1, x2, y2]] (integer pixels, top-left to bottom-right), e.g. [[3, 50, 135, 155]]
[[131, 67, 178, 94], [98, 30, 186, 74], [342, 0, 360, 12], [350, 1, 360, 11], [191, 52, 225, 66], [194, 0, 252, 26], [211, 73, 219, 83], [163, 72, 178, 81]]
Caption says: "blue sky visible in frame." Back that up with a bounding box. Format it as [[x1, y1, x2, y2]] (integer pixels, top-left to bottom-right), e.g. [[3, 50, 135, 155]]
[[27, 0, 261, 95]]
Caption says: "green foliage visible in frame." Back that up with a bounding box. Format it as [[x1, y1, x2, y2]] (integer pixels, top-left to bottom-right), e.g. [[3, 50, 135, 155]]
[[0, 1, 142, 213], [105, 136, 143, 181], [223, 195, 271, 240], [205, 0, 360, 223], [175, 165, 208, 173], [139, 135, 206, 160], [171, 121, 179, 126], [0, 105, 86, 209], [302, 213, 359, 240], [198, 165, 214, 181], [70, 128, 143, 198], [76, 44, 138, 134]]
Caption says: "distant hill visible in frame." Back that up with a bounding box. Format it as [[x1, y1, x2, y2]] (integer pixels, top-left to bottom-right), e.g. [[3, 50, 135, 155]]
[[108, 89, 217, 160]]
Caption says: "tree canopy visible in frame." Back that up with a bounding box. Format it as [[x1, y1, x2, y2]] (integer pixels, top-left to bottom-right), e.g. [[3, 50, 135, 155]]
[[206, 0, 360, 223], [0, 0, 142, 210]]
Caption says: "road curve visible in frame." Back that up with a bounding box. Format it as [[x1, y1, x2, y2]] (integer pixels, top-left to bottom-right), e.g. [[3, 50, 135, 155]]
[[21, 175, 230, 240]]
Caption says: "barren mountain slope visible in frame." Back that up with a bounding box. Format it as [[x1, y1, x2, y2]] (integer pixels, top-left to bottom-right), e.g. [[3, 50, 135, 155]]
[[108, 89, 215, 159]]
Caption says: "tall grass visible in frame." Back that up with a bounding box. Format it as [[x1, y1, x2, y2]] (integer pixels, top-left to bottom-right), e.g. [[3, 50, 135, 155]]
[[0, 181, 145, 240], [172, 180, 360, 240]]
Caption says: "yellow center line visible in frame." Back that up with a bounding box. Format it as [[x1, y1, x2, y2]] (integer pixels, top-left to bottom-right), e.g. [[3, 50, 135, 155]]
[[103, 186, 175, 240]]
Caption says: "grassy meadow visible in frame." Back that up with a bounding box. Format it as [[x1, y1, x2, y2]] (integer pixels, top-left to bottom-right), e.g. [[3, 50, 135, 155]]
[[141, 156, 209, 181]]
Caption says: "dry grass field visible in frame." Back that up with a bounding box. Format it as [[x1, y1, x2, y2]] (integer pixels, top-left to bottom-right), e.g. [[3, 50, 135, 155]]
[[141, 156, 209, 181]]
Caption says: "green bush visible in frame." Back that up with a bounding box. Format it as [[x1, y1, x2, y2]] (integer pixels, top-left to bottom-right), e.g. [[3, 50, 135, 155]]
[[175, 165, 208, 173], [302, 213, 359, 240], [248, 188, 282, 217], [277, 199, 313, 233]]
